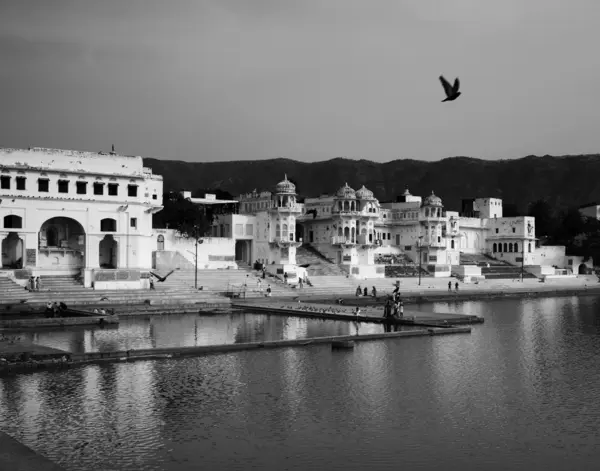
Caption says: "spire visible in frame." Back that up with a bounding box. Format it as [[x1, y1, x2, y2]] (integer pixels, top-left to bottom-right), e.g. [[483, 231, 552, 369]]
[[284, 173, 288, 181]]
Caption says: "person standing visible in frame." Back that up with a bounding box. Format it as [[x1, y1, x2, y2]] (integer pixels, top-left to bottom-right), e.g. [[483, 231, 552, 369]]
[[448, 281, 452, 291]]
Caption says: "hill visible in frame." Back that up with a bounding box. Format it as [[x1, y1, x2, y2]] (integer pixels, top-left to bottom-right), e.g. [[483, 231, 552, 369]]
[[143, 154, 600, 213]]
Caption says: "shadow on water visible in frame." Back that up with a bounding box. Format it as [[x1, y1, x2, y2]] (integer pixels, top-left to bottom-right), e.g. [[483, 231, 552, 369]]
[[2, 296, 600, 470]]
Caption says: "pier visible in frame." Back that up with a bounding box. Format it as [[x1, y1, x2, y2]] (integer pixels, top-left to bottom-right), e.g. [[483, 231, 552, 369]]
[[231, 300, 484, 327], [0, 326, 471, 376]]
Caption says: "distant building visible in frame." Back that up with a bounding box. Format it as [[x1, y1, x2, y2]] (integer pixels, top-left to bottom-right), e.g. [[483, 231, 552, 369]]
[[0, 147, 163, 287]]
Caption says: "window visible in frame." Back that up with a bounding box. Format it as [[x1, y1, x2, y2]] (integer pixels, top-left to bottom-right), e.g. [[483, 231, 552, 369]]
[[38, 179, 49, 192], [16, 177, 26, 190], [512, 227, 516, 233], [76, 181, 87, 195], [100, 218, 117, 232], [514, 243, 518, 253], [495, 228, 499, 233], [245, 224, 253, 236], [235, 224, 243, 236], [0, 176, 10, 189], [108, 183, 119, 196], [152, 194, 157, 200], [57, 180, 69, 193], [3, 215, 22, 229], [128, 184, 138, 197], [493, 243, 497, 253], [130, 217, 137, 228], [94, 182, 104, 195], [451, 240, 455, 249]]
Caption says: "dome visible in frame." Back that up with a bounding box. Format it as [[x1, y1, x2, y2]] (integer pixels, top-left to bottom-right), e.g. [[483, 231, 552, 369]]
[[336, 183, 356, 199], [423, 191, 443, 206], [355, 185, 375, 200], [275, 174, 296, 194]]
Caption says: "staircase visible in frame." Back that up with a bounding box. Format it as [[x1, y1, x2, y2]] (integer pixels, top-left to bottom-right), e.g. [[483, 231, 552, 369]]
[[156, 268, 299, 299], [459, 252, 508, 266], [295, 244, 347, 276], [480, 266, 537, 280], [0, 273, 230, 310]]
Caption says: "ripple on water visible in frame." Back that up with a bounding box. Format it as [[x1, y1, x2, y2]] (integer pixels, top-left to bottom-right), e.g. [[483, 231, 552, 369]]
[[2, 297, 600, 470]]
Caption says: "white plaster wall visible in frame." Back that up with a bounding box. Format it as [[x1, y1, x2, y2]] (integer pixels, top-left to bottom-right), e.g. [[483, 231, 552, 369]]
[[531, 246, 566, 266], [151, 229, 236, 269]]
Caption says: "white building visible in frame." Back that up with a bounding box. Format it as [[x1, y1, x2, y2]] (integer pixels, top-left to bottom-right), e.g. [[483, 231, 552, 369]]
[[0, 147, 163, 288]]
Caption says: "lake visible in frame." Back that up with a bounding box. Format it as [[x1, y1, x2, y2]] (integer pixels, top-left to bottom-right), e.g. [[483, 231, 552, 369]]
[[1, 295, 600, 471]]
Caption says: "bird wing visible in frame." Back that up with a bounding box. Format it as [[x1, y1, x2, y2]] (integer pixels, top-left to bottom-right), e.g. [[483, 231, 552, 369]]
[[162, 270, 175, 281], [439, 75, 453, 96], [452, 77, 460, 92]]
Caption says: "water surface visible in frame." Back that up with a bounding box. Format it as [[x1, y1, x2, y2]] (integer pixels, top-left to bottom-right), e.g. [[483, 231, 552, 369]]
[[2, 296, 600, 471]]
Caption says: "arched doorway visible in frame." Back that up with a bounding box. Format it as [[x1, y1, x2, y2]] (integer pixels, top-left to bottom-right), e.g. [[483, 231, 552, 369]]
[[1, 232, 24, 268], [39, 217, 86, 269], [99, 235, 118, 268], [157, 235, 165, 251], [578, 263, 588, 275]]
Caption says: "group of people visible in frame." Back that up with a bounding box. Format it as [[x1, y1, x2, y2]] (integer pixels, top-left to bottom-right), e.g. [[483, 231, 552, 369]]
[[355, 285, 377, 298], [27, 276, 43, 291], [382, 289, 404, 332], [45, 301, 68, 318]]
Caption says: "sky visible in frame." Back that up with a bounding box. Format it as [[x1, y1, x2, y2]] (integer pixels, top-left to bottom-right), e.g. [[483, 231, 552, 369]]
[[1, 0, 599, 163]]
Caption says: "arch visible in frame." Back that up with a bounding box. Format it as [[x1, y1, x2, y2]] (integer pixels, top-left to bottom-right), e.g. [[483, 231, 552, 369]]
[[3, 215, 22, 229], [503, 243, 508, 253], [492, 242, 497, 253], [451, 239, 455, 249], [351, 226, 356, 242], [100, 218, 117, 232], [99, 235, 118, 268], [338, 226, 343, 236], [508, 243, 513, 252], [1, 232, 24, 268], [528, 242, 532, 253], [276, 224, 281, 238], [157, 234, 165, 251], [578, 263, 588, 275], [514, 242, 519, 253], [344, 226, 350, 240], [38, 217, 86, 270]]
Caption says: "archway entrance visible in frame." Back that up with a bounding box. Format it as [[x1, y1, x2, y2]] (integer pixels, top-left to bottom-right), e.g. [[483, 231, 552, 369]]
[[157, 235, 165, 251], [99, 235, 118, 268], [1, 232, 24, 268], [578, 263, 588, 275], [39, 217, 86, 269], [235, 240, 252, 266]]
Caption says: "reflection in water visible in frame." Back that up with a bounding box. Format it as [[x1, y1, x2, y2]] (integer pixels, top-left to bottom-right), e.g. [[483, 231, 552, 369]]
[[2, 296, 600, 470], [8, 313, 389, 354]]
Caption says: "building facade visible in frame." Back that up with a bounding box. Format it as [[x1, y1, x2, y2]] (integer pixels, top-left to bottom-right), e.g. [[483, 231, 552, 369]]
[[0, 147, 163, 287], [297, 185, 538, 276]]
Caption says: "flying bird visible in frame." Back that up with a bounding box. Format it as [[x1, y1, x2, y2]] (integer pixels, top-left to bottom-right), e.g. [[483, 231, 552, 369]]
[[150, 270, 175, 282], [439, 75, 461, 102]]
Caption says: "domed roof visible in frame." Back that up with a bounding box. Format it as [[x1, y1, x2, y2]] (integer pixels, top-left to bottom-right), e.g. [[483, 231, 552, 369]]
[[336, 183, 356, 199], [275, 174, 296, 194], [355, 185, 375, 200], [423, 191, 443, 206]]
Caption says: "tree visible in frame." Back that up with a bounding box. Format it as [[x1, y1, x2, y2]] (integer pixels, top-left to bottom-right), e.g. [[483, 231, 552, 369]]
[[153, 192, 213, 238], [527, 199, 558, 240]]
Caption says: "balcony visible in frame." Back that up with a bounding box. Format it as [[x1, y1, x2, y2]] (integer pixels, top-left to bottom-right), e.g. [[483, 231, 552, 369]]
[[270, 203, 303, 213], [419, 237, 447, 248], [331, 236, 355, 246]]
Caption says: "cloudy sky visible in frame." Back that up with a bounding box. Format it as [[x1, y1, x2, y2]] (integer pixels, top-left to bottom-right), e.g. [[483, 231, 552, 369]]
[[1, 0, 599, 163]]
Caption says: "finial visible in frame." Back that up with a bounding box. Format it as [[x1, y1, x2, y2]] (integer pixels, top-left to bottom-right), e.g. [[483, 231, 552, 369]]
[[284, 173, 288, 181]]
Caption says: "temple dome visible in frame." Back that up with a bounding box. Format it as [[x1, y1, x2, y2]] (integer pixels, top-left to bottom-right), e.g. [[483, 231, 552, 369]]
[[355, 185, 375, 200], [423, 191, 442, 206], [275, 174, 296, 194], [336, 183, 356, 199]]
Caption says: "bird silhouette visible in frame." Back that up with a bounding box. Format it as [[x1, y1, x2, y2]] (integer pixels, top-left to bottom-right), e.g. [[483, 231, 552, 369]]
[[439, 75, 461, 102], [149, 270, 175, 282]]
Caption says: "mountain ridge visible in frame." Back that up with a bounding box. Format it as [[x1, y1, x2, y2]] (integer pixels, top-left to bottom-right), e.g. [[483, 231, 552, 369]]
[[143, 154, 600, 213]]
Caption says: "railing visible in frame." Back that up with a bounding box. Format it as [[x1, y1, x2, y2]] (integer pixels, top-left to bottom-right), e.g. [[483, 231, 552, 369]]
[[331, 236, 355, 245]]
